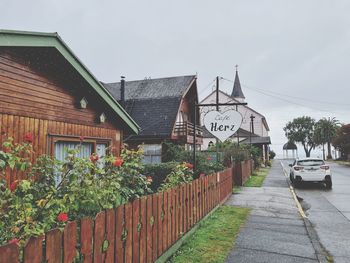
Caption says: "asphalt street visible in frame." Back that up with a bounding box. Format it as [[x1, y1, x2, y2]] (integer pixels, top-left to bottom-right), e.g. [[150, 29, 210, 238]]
[[225, 161, 328, 263], [282, 160, 350, 263]]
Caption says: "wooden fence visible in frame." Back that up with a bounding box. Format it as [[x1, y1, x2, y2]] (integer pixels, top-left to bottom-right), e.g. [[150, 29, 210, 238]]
[[233, 159, 253, 186], [0, 167, 233, 263]]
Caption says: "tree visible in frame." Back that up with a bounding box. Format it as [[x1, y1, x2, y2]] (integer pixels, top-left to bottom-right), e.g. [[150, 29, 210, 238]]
[[314, 117, 340, 159], [283, 116, 316, 157], [332, 124, 350, 160]]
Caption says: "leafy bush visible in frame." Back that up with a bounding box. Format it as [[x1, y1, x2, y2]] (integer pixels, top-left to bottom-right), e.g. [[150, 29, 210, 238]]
[[188, 151, 224, 178], [162, 141, 188, 162], [269, 150, 276, 160], [158, 163, 193, 192], [142, 162, 179, 191], [216, 141, 250, 166], [0, 136, 152, 246], [161, 142, 224, 178]]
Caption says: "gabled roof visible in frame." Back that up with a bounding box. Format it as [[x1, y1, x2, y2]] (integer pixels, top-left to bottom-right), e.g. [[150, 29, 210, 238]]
[[0, 29, 139, 134], [231, 70, 245, 99], [103, 75, 195, 100], [103, 75, 196, 139]]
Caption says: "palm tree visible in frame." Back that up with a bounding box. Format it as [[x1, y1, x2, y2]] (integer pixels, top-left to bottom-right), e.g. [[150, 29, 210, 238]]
[[314, 117, 340, 159]]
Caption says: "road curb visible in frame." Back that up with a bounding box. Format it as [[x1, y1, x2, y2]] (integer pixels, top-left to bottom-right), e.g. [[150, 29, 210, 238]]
[[280, 161, 307, 218]]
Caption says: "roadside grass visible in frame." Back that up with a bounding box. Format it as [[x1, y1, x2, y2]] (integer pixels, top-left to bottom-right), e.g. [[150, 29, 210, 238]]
[[244, 167, 270, 187], [333, 160, 350, 167], [168, 206, 250, 263], [232, 186, 241, 194]]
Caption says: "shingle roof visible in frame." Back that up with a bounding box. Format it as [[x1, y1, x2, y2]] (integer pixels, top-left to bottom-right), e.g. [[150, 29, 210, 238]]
[[103, 75, 196, 139], [103, 75, 195, 100], [123, 97, 181, 138], [231, 70, 245, 99]]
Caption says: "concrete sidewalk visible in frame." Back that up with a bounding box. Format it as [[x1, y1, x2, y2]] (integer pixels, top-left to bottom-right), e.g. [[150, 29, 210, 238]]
[[224, 161, 328, 263]]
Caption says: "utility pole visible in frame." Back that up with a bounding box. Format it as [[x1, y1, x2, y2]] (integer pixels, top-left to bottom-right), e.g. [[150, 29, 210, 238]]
[[216, 76, 219, 164], [249, 114, 255, 146]]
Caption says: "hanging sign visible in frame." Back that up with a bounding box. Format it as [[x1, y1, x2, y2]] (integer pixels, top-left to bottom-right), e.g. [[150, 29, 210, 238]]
[[203, 110, 243, 142]]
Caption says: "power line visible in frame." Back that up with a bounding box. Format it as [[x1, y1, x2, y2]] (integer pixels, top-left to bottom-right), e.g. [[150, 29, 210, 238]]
[[220, 77, 350, 115], [241, 83, 350, 107], [220, 77, 350, 106], [198, 78, 216, 95]]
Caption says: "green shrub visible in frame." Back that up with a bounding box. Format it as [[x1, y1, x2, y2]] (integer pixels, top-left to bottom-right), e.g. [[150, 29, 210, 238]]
[[0, 136, 152, 246], [142, 162, 179, 191], [162, 141, 188, 162], [158, 163, 193, 192]]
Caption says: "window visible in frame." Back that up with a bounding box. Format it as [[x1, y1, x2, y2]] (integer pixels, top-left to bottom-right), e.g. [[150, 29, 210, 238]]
[[142, 144, 162, 164], [51, 136, 110, 183], [297, 160, 324, 166], [54, 141, 93, 162]]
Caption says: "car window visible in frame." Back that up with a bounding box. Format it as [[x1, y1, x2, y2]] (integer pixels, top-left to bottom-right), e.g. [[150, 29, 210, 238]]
[[297, 160, 324, 166]]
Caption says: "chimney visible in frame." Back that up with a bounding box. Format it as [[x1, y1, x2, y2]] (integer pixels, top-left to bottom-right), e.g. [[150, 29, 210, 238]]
[[120, 76, 125, 108]]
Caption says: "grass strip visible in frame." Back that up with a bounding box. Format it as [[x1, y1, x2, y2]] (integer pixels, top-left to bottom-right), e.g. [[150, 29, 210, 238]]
[[232, 186, 242, 194], [334, 160, 350, 167], [168, 206, 250, 263], [244, 167, 270, 187]]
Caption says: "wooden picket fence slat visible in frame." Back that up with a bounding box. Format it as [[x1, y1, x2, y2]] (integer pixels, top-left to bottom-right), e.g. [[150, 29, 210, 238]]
[[81, 217, 94, 263], [46, 229, 62, 263], [0, 166, 238, 263]]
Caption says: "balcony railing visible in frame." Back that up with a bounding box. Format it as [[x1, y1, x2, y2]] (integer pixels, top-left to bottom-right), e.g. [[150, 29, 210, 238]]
[[173, 121, 203, 144]]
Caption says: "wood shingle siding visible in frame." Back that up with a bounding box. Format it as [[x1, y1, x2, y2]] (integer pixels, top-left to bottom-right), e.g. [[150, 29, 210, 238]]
[[0, 54, 116, 128], [0, 112, 121, 184], [0, 52, 122, 185]]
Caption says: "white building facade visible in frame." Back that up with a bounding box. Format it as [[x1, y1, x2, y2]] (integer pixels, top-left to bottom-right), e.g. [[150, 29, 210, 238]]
[[200, 70, 271, 163]]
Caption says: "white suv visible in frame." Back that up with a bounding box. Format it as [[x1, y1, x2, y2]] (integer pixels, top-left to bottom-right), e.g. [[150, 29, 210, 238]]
[[289, 158, 332, 189]]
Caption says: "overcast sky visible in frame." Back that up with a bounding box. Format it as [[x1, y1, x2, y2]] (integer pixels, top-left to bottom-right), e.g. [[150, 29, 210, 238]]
[[1, 0, 350, 156]]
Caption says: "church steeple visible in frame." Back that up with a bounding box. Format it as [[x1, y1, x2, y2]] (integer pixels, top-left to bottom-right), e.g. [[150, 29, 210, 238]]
[[231, 65, 245, 101]]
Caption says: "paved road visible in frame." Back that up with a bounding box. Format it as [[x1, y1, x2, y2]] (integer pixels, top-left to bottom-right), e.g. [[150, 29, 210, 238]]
[[225, 161, 328, 263], [282, 160, 350, 263]]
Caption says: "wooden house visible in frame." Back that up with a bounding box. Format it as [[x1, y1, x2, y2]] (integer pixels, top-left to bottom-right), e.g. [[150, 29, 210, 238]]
[[0, 30, 139, 184], [103, 76, 203, 163]]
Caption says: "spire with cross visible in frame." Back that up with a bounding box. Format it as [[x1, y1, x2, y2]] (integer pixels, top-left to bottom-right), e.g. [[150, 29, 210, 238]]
[[231, 65, 245, 101]]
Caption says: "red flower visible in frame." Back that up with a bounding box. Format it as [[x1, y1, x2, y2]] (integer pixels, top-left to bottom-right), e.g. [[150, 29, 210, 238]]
[[8, 238, 19, 246], [23, 133, 34, 143], [185, 163, 194, 169], [206, 156, 212, 161], [79, 136, 85, 141], [199, 173, 205, 178], [9, 181, 18, 192], [146, 176, 153, 183], [57, 212, 68, 222], [113, 157, 123, 167], [90, 154, 99, 163]]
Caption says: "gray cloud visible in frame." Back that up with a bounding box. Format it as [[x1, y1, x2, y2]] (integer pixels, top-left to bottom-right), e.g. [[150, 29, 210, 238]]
[[1, 0, 350, 155]]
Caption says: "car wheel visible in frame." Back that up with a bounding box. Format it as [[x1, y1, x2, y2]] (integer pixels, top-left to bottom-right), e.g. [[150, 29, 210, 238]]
[[290, 174, 294, 183], [294, 181, 301, 188], [325, 180, 332, 189]]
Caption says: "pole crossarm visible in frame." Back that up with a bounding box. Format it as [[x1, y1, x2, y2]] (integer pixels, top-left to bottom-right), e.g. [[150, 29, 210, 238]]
[[195, 102, 247, 107]]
